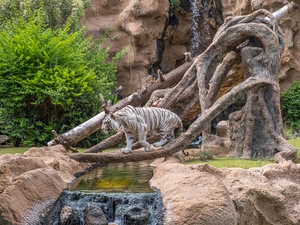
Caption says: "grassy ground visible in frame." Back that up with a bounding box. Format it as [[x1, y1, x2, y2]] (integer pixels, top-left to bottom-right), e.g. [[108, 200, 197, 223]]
[[287, 138, 300, 163], [0, 146, 87, 154], [1, 138, 299, 169], [186, 157, 275, 168], [0, 147, 30, 155], [186, 138, 300, 168]]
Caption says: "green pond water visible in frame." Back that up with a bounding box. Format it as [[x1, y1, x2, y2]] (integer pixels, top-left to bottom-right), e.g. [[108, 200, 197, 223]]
[[69, 160, 154, 193]]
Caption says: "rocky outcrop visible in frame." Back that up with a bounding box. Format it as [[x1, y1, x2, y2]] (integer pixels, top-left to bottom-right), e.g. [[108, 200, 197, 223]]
[[82, 0, 300, 98], [1, 145, 300, 224], [150, 157, 236, 225], [0, 145, 91, 225], [0, 135, 9, 144], [150, 157, 300, 225], [82, 0, 170, 96]]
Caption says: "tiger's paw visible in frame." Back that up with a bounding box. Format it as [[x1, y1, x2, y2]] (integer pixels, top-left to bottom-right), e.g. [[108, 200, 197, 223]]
[[121, 148, 132, 154], [144, 145, 152, 152], [153, 139, 168, 147]]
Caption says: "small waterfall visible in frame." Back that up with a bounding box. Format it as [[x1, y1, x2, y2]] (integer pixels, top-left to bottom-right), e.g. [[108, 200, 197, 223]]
[[41, 190, 163, 225], [190, 0, 201, 57], [190, 0, 212, 56], [38, 161, 163, 225]]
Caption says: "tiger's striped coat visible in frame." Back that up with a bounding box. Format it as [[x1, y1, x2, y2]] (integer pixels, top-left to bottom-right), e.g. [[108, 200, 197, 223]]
[[101, 105, 183, 154]]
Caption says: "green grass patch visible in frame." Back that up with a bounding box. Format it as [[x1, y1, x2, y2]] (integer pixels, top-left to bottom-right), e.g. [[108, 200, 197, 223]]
[[287, 138, 300, 163], [186, 157, 275, 169], [0, 147, 30, 155], [186, 137, 300, 168], [0, 146, 120, 155], [287, 138, 300, 156]]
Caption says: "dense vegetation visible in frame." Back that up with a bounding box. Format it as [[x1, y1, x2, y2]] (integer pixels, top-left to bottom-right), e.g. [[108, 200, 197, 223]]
[[0, 1, 125, 147], [0, 0, 90, 29], [281, 81, 300, 137]]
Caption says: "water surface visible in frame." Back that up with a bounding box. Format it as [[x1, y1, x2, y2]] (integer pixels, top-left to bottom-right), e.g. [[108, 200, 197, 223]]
[[69, 160, 154, 193]]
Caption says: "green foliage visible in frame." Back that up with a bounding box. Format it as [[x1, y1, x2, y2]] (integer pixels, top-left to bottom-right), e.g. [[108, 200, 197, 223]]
[[170, 0, 181, 11], [0, 10, 124, 147], [0, 0, 91, 29], [287, 138, 300, 163], [198, 148, 214, 161], [281, 81, 300, 134]]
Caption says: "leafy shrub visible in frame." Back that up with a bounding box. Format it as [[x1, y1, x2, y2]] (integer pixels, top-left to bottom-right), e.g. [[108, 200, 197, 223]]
[[0, 10, 124, 146], [199, 149, 214, 161], [281, 81, 300, 135], [170, 0, 181, 11], [0, 0, 91, 29]]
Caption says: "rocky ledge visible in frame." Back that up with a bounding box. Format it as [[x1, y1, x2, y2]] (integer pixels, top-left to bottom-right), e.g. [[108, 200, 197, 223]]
[[0, 146, 300, 225], [0, 145, 91, 225], [150, 157, 300, 225]]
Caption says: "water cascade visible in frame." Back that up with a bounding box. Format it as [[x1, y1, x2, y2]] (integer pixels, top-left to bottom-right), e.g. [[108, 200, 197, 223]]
[[190, 0, 201, 56], [41, 191, 163, 225], [41, 161, 163, 225], [190, 0, 213, 56]]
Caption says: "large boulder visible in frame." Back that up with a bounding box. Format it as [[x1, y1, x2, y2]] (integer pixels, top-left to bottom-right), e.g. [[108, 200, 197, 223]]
[[150, 158, 300, 225], [0, 135, 9, 144], [150, 158, 237, 225], [0, 145, 91, 225], [221, 161, 300, 224]]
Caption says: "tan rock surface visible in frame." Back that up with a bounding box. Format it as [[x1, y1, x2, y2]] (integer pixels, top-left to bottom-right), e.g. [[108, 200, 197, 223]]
[[150, 158, 300, 225], [0, 145, 91, 225], [82, 0, 300, 98], [1, 145, 300, 224], [150, 158, 237, 225]]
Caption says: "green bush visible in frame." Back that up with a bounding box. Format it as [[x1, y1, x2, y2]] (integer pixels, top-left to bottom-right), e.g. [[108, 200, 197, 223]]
[[281, 81, 300, 135], [170, 0, 181, 11], [199, 148, 214, 161], [0, 0, 90, 29], [0, 10, 124, 147]]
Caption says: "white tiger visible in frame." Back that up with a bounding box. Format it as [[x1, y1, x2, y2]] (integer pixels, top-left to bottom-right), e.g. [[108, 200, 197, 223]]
[[101, 105, 187, 155]]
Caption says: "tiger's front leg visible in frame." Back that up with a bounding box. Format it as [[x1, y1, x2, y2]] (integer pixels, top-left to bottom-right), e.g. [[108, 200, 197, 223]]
[[122, 132, 136, 154]]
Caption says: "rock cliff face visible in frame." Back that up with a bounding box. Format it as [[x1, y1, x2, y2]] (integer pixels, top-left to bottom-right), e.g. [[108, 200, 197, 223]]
[[82, 0, 300, 97]]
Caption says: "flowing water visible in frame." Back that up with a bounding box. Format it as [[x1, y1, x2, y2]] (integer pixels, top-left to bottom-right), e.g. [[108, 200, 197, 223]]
[[42, 191, 163, 225], [190, 0, 201, 56], [40, 160, 162, 225], [190, 0, 213, 56]]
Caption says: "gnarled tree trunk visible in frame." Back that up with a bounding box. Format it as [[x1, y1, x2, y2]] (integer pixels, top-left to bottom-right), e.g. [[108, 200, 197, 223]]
[[46, 3, 299, 164], [71, 6, 298, 164], [47, 58, 193, 152]]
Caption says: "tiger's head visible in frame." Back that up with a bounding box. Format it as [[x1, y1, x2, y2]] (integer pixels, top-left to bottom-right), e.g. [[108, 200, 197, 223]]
[[101, 113, 120, 134]]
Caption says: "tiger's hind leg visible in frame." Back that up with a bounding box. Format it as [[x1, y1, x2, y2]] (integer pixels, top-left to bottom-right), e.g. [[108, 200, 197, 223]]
[[153, 130, 174, 147], [137, 125, 151, 152], [122, 132, 136, 154], [153, 138, 169, 147]]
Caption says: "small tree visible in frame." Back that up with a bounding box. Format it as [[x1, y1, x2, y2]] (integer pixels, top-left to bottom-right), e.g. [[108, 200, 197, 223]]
[[0, 10, 124, 146]]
